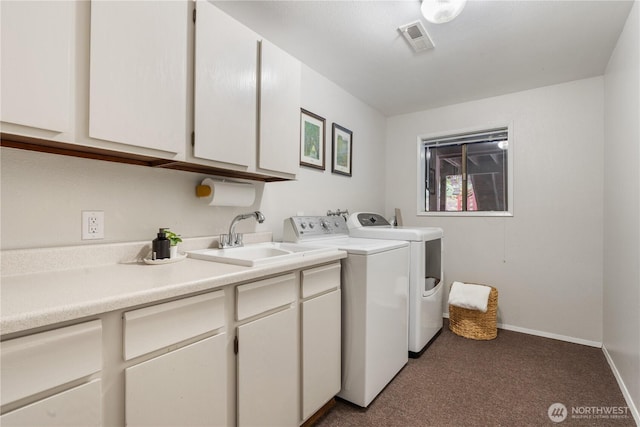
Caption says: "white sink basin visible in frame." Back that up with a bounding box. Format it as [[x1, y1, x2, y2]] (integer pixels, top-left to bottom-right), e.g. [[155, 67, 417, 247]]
[[187, 242, 333, 267]]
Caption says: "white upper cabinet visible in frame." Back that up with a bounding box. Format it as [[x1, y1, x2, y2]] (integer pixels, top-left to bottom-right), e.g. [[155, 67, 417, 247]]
[[258, 40, 301, 176], [89, 0, 188, 155], [2, 1, 299, 180], [0, 1, 73, 132], [193, 1, 300, 178], [194, 0, 257, 168]]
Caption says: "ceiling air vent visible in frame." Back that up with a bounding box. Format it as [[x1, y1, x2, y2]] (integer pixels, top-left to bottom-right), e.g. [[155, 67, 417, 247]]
[[398, 21, 434, 53]]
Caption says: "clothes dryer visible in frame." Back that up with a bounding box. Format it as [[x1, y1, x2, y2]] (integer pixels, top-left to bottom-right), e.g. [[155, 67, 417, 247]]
[[347, 212, 444, 357]]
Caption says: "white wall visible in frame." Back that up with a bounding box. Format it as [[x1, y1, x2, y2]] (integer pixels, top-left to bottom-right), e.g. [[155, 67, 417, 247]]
[[385, 77, 605, 345], [262, 65, 387, 241], [0, 65, 386, 249], [603, 0, 640, 419]]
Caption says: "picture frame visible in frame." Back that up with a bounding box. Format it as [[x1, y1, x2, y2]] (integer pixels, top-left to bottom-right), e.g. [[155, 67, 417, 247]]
[[299, 109, 326, 170], [331, 123, 353, 177]]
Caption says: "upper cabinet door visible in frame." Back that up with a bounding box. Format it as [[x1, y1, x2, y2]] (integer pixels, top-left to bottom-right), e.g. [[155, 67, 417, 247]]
[[258, 40, 301, 176], [1, 1, 73, 132], [89, 0, 188, 154], [193, 0, 257, 168]]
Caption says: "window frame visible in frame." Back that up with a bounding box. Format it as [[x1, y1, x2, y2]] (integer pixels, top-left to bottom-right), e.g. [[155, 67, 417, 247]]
[[416, 123, 514, 217]]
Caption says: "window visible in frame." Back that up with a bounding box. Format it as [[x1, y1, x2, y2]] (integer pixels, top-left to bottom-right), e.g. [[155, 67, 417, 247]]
[[419, 127, 512, 216]]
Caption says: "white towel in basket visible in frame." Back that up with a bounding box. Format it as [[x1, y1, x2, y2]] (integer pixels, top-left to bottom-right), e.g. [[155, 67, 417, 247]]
[[448, 281, 491, 312]]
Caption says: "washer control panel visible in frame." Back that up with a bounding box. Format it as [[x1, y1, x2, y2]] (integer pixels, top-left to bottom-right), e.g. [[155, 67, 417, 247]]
[[350, 212, 391, 227], [283, 216, 349, 242]]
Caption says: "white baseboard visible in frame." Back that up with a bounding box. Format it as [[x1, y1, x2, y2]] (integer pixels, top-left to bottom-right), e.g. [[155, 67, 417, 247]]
[[496, 322, 602, 348], [602, 346, 640, 426], [443, 313, 602, 347]]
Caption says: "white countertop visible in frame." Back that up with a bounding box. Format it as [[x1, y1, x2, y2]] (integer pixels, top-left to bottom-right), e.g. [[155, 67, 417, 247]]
[[0, 236, 346, 336]]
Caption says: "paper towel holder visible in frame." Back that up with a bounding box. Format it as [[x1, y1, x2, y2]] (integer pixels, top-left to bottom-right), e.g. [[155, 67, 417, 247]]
[[196, 178, 256, 207], [196, 178, 235, 198]]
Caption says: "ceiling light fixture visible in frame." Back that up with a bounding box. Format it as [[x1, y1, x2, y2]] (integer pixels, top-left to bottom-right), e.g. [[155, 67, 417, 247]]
[[421, 0, 467, 24]]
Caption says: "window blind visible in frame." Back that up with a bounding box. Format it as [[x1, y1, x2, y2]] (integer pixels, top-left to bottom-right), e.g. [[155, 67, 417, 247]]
[[422, 127, 508, 147]]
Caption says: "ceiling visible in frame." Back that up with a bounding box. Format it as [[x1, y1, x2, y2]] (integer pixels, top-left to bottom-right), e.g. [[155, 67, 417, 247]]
[[211, 0, 634, 117]]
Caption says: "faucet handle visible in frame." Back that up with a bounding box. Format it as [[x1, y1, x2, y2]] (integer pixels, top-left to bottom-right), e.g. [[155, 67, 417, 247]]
[[220, 234, 229, 248], [234, 233, 244, 247]]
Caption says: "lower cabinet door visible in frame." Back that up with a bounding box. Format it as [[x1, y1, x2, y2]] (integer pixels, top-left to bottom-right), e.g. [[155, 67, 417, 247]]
[[302, 290, 341, 420], [0, 379, 101, 427], [237, 307, 297, 427], [125, 334, 227, 427]]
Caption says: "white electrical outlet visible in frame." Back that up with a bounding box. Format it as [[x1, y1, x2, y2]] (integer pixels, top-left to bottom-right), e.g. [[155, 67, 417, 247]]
[[82, 211, 105, 240]]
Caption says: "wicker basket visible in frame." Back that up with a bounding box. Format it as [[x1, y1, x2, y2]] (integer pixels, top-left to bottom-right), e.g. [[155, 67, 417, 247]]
[[449, 285, 498, 340]]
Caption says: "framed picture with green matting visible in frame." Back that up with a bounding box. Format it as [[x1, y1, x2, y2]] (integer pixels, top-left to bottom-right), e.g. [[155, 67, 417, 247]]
[[331, 123, 352, 177], [299, 108, 326, 170]]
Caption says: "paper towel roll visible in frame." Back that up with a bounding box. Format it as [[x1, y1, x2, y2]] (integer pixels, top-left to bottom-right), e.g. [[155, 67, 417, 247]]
[[198, 178, 255, 207]]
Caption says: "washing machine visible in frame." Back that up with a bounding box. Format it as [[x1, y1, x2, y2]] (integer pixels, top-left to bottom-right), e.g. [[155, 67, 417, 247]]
[[347, 212, 444, 357], [283, 215, 409, 407]]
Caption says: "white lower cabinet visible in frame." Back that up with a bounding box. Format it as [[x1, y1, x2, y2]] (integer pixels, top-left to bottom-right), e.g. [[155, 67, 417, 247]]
[[301, 290, 341, 420], [301, 264, 342, 421], [235, 264, 341, 427], [125, 335, 227, 427], [0, 262, 342, 427], [237, 307, 298, 427], [122, 291, 227, 427], [0, 320, 103, 427], [122, 292, 225, 361], [236, 274, 298, 427], [0, 380, 102, 427]]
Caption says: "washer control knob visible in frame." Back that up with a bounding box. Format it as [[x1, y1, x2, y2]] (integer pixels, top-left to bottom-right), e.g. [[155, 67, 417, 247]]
[[300, 222, 307, 229], [320, 220, 329, 230], [308, 222, 315, 229]]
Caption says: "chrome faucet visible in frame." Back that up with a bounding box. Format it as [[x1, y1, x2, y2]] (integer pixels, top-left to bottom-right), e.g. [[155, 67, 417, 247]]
[[220, 211, 266, 248]]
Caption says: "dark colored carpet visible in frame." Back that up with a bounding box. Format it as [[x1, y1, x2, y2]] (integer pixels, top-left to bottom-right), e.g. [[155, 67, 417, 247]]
[[317, 322, 635, 426]]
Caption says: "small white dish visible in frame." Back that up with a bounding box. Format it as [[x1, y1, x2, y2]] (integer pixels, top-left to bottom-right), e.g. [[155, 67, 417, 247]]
[[143, 253, 187, 265]]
